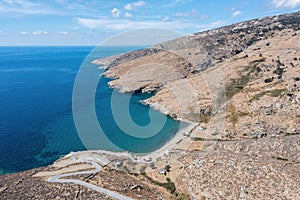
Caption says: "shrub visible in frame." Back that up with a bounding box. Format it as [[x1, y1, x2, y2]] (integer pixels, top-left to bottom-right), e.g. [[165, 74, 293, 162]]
[[273, 66, 284, 77], [191, 137, 205, 141], [256, 67, 262, 72], [270, 89, 286, 97], [275, 59, 284, 67], [141, 172, 177, 194], [264, 77, 274, 83]]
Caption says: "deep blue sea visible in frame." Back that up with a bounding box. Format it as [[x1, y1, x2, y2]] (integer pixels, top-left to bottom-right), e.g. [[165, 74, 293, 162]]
[[0, 46, 180, 174]]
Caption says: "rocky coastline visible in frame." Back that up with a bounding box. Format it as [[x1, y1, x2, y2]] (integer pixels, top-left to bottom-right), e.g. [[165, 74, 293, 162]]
[[1, 11, 299, 200]]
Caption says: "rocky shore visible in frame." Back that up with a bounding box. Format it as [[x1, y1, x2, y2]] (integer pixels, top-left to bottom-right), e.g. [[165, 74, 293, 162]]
[[97, 11, 300, 139]]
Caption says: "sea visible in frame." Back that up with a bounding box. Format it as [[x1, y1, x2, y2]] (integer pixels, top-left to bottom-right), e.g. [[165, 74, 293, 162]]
[[0, 46, 181, 174]]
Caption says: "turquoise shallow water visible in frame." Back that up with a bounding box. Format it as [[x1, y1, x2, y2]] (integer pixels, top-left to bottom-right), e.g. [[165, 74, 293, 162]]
[[0, 46, 180, 174]]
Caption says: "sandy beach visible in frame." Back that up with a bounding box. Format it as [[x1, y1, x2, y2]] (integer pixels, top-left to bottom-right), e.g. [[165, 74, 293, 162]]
[[64, 119, 198, 165]]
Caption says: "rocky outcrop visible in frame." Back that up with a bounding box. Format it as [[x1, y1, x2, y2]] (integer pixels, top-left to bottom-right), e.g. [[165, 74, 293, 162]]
[[103, 51, 192, 93]]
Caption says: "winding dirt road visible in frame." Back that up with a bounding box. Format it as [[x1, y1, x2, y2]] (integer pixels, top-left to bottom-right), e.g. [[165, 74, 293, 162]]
[[48, 153, 132, 200]]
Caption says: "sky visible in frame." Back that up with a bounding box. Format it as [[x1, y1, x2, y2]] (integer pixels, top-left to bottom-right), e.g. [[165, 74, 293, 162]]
[[0, 0, 299, 46]]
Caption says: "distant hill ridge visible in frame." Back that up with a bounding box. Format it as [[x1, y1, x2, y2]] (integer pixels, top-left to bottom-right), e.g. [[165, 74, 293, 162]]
[[95, 11, 300, 72]]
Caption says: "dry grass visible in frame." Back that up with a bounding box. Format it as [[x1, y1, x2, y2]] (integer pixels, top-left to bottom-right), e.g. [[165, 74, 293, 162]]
[[226, 104, 249, 124]]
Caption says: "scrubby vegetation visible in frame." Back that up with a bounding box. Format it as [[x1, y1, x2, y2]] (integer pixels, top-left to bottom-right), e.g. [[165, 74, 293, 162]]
[[273, 66, 284, 78], [279, 15, 300, 30], [191, 137, 206, 141], [294, 77, 300, 81], [225, 75, 250, 99], [140, 170, 190, 199], [225, 58, 269, 100], [226, 104, 249, 124], [199, 113, 211, 123], [250, 88, 287, 102], [264, 77, 274, 83]]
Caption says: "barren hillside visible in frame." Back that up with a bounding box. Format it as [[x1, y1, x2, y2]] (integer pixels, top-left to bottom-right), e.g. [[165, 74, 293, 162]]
[[1, 11, 299, 200]]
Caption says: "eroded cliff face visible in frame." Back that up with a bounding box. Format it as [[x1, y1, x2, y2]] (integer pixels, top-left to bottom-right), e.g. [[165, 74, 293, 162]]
[[95, 11, 300, 140]]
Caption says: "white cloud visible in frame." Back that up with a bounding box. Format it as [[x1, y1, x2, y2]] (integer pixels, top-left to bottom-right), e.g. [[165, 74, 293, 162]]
[[32, 30, 48, 35], [232, 10, 242, 17], [0, 0, 61, 15], [124, 12, 133, 18], [176, 9, 199, 17], [20, 31, 30, 35], [124, 0, 145, 10], [76, 17, 225, 31], [19, 30, 48, 35], [55, 0, 101, 12], [56, 31, 69, 35], [111, 8, 121, 18], [272, 0, 300, 8], [175, 9, 208, 20], [161, 16, 170, 22], [163, 0, 192, 7]]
